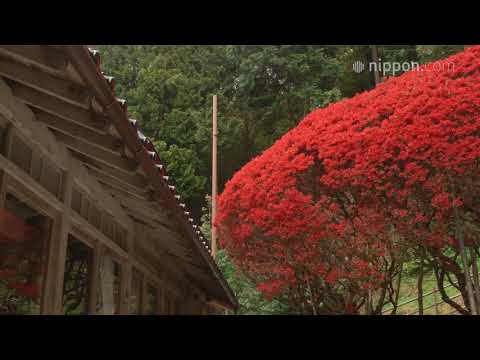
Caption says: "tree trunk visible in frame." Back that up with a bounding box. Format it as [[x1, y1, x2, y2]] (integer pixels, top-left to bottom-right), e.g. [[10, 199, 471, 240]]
[[391, 263, 403, 315], [432, 262, 470, 315], [417, 249, 425, 315], [406, 45, 419, 63], [470, 247, 480, 314], [455, 209, 477, 314], [371, 45, 381, 86]]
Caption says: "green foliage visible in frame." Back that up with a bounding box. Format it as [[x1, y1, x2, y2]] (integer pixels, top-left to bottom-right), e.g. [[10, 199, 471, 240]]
[[216, 249, 290, 315], [95, 45, 466, 314], [153, 140, 206, 207], [200, 195, 289, 314], [337, 45, 376, 97], [416, 45, 466, 63]]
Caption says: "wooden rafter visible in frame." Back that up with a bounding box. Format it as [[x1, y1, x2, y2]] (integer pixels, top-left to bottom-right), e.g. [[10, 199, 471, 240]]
[[93, 171, 148, 199], [9, 81, 107, 131], [0, 46, 75, 84], [83, 161, 149, 190], [0, 55, 89, 108], [0, 44, 238, 310], [31, 108, 123, 152], [50, 129, 137, 174]]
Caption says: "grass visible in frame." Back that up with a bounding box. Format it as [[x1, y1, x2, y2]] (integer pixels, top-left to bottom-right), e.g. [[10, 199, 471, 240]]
[[382, 268, 464, 315]]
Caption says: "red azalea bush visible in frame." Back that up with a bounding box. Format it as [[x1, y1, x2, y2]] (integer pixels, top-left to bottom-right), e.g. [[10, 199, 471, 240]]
[[217, 46, 480, 314]]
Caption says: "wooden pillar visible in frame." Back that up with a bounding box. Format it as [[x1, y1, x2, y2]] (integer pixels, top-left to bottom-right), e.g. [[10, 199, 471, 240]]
[[44, 164, 73, 314], [211, 94, 218, 259], [99, 255, 115, 315], [119, 261, 131, 314], [157, 286, 164, 315], [141, 277, 148, 314], [88, 242, 101, 314], [119, 229, 134, 314]]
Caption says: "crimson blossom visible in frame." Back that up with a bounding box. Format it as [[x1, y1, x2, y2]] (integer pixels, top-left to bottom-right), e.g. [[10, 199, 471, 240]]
[[217, 46, 480, 315]]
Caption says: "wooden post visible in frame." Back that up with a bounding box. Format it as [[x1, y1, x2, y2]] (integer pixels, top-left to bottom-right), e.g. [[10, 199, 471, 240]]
[[141, 277, 148, 315], [88, 242, 101, 314], [156, 288, 163, 315], [211, 95, 218, 260], [119, 229, 134, 314], [119, 261, 131, 314], [432, 287, 439, 315], [371, 45, 381, 86], [46, 164, 73, 314]]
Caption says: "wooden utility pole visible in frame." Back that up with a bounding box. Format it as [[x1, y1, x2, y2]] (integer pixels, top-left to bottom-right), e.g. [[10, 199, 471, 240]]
[[371, 45, 381, 86], [211, 95, 218, 259]]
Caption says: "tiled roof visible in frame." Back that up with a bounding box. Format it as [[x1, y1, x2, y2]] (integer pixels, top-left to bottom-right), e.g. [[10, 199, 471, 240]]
[[85, 47, 237, 308], [87, 47, 214, 252]]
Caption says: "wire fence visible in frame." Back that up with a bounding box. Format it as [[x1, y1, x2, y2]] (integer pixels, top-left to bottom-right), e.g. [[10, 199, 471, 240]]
[[381, 283, 462, 315]]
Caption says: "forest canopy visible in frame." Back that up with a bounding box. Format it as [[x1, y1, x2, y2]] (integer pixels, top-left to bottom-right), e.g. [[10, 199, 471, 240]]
[[95, 45, 467, 314], [95, 45, 465, 219]]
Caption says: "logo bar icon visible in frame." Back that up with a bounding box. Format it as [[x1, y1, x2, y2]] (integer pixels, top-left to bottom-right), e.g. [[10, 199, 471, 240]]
[[353, 61, 365, 73]]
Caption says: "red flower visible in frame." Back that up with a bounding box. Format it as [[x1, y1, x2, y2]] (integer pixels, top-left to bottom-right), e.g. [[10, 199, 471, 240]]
[[216, 46, 480, 312]]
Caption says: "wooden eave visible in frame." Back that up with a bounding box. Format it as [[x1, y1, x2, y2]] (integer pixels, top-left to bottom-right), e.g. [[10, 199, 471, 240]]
[[0, 44, 238, 310]]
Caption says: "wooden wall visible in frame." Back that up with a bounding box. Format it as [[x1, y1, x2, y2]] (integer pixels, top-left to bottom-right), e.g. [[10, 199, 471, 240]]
[[0, 77, 211, 315]]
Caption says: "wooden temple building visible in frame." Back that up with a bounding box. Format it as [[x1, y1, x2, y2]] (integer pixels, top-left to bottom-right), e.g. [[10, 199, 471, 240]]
[[0, 45, 238, 315]]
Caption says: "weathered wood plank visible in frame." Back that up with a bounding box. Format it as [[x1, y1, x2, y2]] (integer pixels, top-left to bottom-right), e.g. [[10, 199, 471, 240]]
[[83, 161, 148, 190], [32, 108, 122, 152], [9, 81, 107, 131], [50, 129, 137, 174], [0, 56, 90, 107]]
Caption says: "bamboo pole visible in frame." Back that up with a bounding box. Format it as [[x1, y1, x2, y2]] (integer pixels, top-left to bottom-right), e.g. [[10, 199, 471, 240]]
[[211, 95, 218, 260]]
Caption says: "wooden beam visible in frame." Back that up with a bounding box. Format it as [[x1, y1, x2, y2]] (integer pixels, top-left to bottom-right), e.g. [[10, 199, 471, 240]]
[[70, 211, 128, 260], [134, 245, 187, 298], [0, 154, 64, 212], [105, 186, 173, 226], [98, 179, 148, 203], [99, 181, 150, 204], [0, 55, 90, 108], [0, 46, 74, 82], [44, 158, 74, 314], [92, 170, 149, 199], [9, 81, 107, 131], [31, 108, 123, 152], [83, 161, 149, 190], [50, 129, 138, 174]]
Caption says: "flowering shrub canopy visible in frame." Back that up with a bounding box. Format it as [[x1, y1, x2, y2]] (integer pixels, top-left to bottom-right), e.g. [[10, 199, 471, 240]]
[[217, 46, 480, 314]]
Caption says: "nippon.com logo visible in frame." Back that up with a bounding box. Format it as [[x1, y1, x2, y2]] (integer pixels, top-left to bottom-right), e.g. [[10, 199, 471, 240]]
[[352, 59, 455, 76]]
